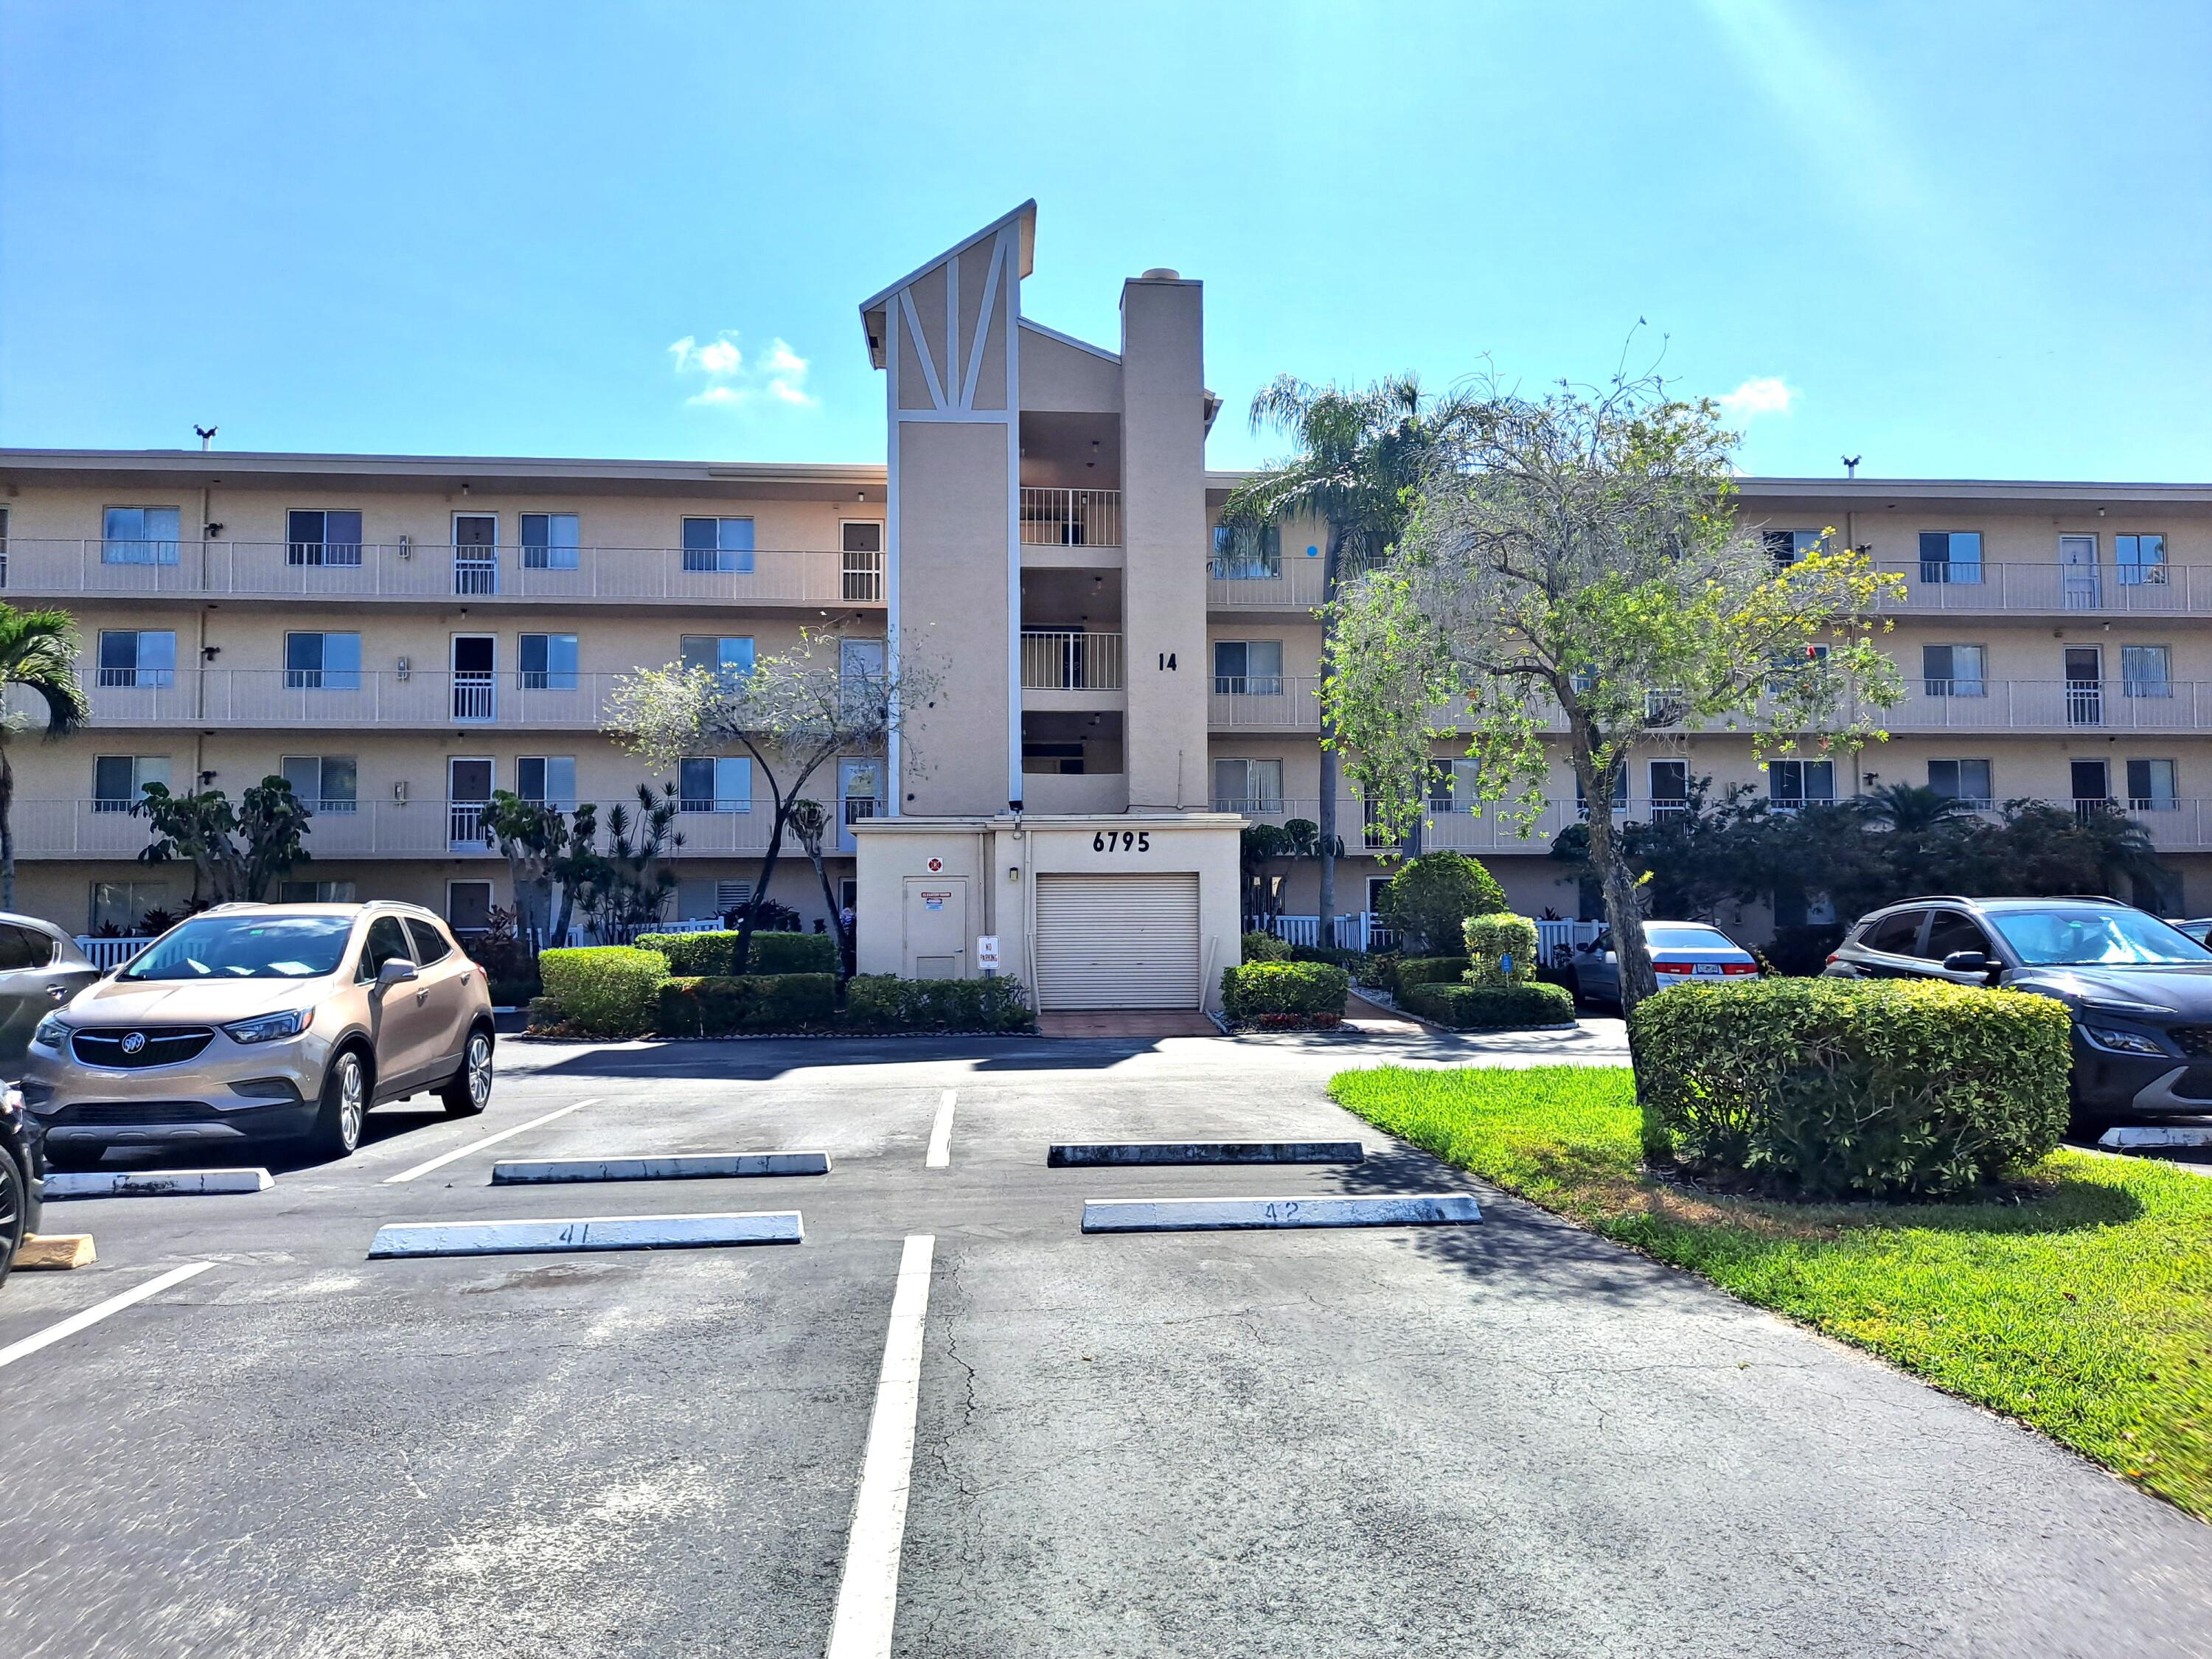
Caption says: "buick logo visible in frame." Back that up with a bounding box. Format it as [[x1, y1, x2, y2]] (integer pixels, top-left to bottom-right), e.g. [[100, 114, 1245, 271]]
[[119, 1032, 147, 1056]]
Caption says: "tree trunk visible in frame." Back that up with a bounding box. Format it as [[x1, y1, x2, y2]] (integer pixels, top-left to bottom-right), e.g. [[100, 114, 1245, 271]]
[[1315, 524, 1344, 945], [0, 741, 15, 914], [1573, 733, 1663, 1158], [804, 844, 849, 973], [736, 800, 792, 972]]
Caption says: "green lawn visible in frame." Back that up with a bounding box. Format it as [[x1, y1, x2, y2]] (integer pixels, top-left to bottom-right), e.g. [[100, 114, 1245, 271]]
[[1329, 1064, 2212, 1519]]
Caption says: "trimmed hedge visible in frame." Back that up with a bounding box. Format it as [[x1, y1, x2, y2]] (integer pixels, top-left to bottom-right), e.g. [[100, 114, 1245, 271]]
[[655, 973, 837, 1035], [1630, 978, 2072, 1199], [1377, 852, 1506, 956], [1221, 961, 1350, 1021], [844, 975, 1034, 1032], [1464, 914, 1540, 986], [1402, 981, 1574, 1030], [1394, 956, 1470, 1000], [1241, 930, 1294, 964], [636, 929, 839, 976], [539, 946, 666, 1037]]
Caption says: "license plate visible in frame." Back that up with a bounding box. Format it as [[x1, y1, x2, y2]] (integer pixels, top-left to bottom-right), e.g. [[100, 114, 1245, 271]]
[[1693, 963, 1723, 976]]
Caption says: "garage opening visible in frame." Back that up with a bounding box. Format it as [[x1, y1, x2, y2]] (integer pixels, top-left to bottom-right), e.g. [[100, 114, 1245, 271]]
[[1033, 872, 1200, 1010]]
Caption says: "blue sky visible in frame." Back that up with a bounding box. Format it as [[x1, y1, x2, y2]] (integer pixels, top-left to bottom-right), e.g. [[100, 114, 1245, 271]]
[[3, 1, 2207, 480]]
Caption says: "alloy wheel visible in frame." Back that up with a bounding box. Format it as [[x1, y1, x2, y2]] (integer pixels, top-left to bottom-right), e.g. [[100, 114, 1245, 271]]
[[466, 1034, 493, 1109]]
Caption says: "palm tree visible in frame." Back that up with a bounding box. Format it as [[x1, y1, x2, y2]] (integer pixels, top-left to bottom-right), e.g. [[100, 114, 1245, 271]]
[[0, 607, 88, 911], [1219, 377, 1467, 940], [1858, 782, 1973, 836]]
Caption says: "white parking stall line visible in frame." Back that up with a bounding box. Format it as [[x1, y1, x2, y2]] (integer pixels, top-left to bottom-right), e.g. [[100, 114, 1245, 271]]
[[0, 1262, 214, 1372], [825, 1234, 936, 1659], [382, 1099, 600, 1185], [925, 1091, 956, 1169]]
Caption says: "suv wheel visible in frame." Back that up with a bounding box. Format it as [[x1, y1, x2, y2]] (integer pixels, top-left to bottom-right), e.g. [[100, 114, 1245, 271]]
[[440, 1029, 493, 1117], [0, 1141, 29, 1286], [313, 1048, 369, 1158]]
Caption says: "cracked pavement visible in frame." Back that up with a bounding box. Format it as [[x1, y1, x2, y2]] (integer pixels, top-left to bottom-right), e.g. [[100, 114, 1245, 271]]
[[0, 1026, 2207, 1658]]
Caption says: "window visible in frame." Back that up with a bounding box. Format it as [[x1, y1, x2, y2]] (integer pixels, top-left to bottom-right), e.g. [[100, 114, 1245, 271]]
[[1762, 529, 1826, 565], [1211, 758, 1284, 813], [404, 918, 453, 964], [1919, 531, 1983, 585], [1213, 639, 1284, 695], [101, 506, 181, 566], [1921, 644, 1986, 698], [1861, 910, 1924, 955], [682, 516, 754, 574], [1210, 521, 1281, 579], [678, 756, 752, 813], [520, 512, 580, 570], [286, 510, 364, 566], [97, 629, 177, 689], [90, 879, 170, 932], [280, 755, 358, 814], [1649, 759, 1689, 813], [355, 916, 415, 980], [2116, 533, 2167, 587], [1428, 759, 1481, 813], [1768, 759, 1834, 807], [446, 880, 494, 935], [1921, 910, 1994, 963], [0, 923, 55, 970], [717, 880, 753, 914], [519, 633, 580, 690], [278, 879, 358, 903], [515, 757, 577, 807], [92, 754, 169, 812], [2127, 759, 2179, 812], [1575, 770, 1630, 812], [841, 636, 886, 687], [841, 521, 884, 602], [1767, 642, 1830, 695], [285, 631, 363, 691], [681, 634, 754, 677], [2122, 645, 2171, 698], [1929, 759, 1994, 807]]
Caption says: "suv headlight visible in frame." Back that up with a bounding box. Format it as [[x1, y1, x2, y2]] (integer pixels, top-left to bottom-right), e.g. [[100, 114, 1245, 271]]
[[32, 1015, 70, 1049], [2080, 1023, 2168, 1057], [223, 1009, 310, 1045]]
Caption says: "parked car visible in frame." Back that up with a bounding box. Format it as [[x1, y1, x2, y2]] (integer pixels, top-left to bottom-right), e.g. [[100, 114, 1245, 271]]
[[1823, 894, 2212, 1119], [2172, 918, 2212, 948], [1568, 922, 1761, 1008], [0, 914, 101, 1065], [0, 1082, 44, 1285], [22, 902, 495, 1165]]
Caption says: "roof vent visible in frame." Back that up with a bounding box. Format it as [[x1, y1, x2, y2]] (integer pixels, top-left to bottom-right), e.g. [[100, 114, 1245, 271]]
[[1139, 267, 1180, 281]]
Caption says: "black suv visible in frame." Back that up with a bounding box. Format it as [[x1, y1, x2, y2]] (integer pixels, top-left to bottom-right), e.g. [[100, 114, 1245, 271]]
[[1824, 895, 2212, 1119], [0, 1081, 45, 1285]]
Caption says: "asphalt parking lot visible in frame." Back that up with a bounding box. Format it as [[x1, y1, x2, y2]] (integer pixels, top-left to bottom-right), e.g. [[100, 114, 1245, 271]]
[[2, 1023, 2208, 1658]]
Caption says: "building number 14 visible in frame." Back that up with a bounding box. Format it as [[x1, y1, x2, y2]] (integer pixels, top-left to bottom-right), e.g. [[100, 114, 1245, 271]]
[[1093, 830, 1152, 852]]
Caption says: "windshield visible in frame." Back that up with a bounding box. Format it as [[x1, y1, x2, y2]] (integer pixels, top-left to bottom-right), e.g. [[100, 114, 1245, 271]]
[[1644, 925, 1736, 950], [119, 915, 356, 981], [1985, 907, 2212, 968]]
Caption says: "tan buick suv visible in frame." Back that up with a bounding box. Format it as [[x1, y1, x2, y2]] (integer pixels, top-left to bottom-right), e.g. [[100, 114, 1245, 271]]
[[21, 902, 494, 1164]]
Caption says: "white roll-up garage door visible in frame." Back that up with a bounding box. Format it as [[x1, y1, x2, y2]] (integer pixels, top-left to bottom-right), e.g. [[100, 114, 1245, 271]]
[[1033, 873, 1202, 1010]]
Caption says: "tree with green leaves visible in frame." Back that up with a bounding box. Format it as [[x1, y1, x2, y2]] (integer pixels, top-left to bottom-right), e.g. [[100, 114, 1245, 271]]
[[480, 791, 600, 950], [1330, 369, 1904, 1020], [133, 775, 314, 905], [786, 798, 849, 969], [608, 628, 931, 972], [580, 785, 683, 939], [1218, 376, 1470, 939], [0, 605, 89, 910]]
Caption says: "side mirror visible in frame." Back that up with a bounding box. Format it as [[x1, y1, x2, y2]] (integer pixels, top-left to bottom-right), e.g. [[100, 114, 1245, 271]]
[[1941, 950, 1991, 977], [377, 956, 420, 987]]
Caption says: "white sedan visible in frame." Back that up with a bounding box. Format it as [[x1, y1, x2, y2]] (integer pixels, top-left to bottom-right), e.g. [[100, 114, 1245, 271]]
[[1568, 922, 1761, 1008]]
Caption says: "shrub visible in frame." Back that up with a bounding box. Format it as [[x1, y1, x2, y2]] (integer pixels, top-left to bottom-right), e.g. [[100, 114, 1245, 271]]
[[1630, 978, 2072, 1200], [1220, 961, 1350, 1021], [1402, 981, 1574, 1029], [1242, 930, 1293, 963], [1394, 956, 1470, 1000], [1355, 950, 1399, 990], [1377, 852, 1507, 956], [487, 975, 541, 1009], [636, 929, 839, 976], [655, 973, 837, 1035], [525, 995, 567, 1032], [1464, 914, 1540, 987], [538, 946, 667, 1038], [842, 975, 1034, 1032], [1764, 923, 1847, 977]]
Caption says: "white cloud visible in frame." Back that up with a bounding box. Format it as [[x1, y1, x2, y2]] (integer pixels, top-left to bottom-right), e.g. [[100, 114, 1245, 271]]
[[1718, 375, 1797, 420], [667, 330, 813, 409]]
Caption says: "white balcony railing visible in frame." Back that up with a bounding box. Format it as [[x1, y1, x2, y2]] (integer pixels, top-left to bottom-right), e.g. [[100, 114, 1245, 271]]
[[1018, 489, 1120, 549], [1210, 675, 1323, 730], [1871, 560, 2212, 616], [0, 540, 883, 607], [33, 669, 628, 728], [1020, 630, 1124, 691], [1206, 557, 1328, 611]]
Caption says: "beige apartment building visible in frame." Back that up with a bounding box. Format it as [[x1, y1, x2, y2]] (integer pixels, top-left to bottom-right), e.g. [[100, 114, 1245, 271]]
[[2, 201, 2208, 1006]]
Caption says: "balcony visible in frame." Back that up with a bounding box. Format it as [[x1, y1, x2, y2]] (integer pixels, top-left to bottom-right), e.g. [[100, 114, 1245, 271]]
[[1206, 555, 1328, 613], [1211, 674, 1322, 731], [0, 540, 883, 608], [1019, 630, 1124, 692], [1881, 679, 2212, 732], [1018, 488, 1120, 548], [49, 668, 633, 728], [1873, 560, 2212, 616], [13, 799, 781, 860]]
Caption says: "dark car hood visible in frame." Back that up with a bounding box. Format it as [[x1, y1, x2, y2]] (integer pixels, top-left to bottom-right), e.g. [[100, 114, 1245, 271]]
[[2008, 962, 2212, 1015]]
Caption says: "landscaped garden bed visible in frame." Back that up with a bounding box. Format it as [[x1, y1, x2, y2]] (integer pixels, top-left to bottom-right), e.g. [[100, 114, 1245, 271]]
[[1329, 1060, 2212, 1518]]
